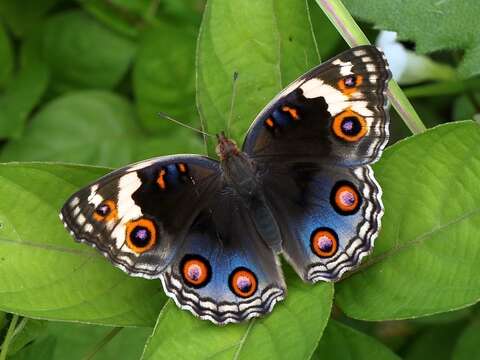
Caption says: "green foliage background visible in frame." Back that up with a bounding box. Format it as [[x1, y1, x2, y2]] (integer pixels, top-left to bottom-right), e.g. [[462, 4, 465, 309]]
[[0, 0, 479, 359]]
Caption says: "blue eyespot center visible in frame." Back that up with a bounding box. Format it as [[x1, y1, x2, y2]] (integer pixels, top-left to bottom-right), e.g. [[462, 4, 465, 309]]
[[341, 116, 362, 136], [131, 226, 151, 247], [344, 75, 357, 87]]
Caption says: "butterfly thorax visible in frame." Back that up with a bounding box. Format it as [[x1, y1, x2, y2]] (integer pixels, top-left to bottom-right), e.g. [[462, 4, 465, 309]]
[[216, 132, 259, 198]]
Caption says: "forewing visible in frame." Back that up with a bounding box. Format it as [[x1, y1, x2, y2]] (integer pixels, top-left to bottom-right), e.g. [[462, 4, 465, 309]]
[[60, 155, 220, 279], [242, 45, 391, 166]]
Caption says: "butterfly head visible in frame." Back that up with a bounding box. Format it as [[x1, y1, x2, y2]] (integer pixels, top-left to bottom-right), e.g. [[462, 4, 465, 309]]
[[216, 132, 240, 160]]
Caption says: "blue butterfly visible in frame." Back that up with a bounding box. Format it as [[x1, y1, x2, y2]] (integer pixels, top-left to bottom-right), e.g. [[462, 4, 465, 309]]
[[60, 45, 391, 325]]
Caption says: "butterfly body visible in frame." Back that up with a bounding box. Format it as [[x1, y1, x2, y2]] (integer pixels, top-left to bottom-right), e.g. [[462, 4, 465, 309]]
[[60, 45, 391, 325]]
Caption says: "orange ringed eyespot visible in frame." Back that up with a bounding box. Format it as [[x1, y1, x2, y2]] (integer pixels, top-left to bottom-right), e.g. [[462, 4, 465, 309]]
[[310, 228, 338, 258], [125, 218, 157, 253], [330, 181, 362, 215], [157, 169, 166, 189], [282, 105, 299, 120], [93, 200, 117, 222], [332, 109, 367, 142], [337, 75, 363, 95], [229, 267, 258, 298], [180, 255, 211, 288]]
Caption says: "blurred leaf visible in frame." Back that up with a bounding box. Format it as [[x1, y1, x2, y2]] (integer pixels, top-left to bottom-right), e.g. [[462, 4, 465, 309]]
[[307, 0, 342, 59], [343, 0, 480, 77], [142, 278, 333, 360], [0, 91, 203, 167], [42, 10, 135, 93], [0, 27, 49, 139], [7, 318, 48, 356], [9, 336, 56, 360], [12, 322, 150, 360], [336, 121, 480, 320], [404, 322, 465, 360], [40, 322, 149, 360], [0, 0, 59, 37], [411, 308, 473, 326], [453, 94, 479, 121], [0, 163, 165, 326], [312, 320, 400, 359], [133, 22, 197, 133], [159, 0, 205, 23], [79, 0, 151, 38], [452, 320, 480, 360], [0, 311, 4, 329], [0, 21, 13, 89], [197, 0, 320, 153]]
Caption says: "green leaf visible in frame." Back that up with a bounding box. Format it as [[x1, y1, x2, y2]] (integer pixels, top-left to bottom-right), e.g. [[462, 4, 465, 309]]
[[78, 0, 151, 38], [9, 336, 56, 360], [0, 91, 203, 167], [11, 322, 150, 360], [7, 318, 47, 356], [42, 10, 135, 93], [133, 23, 197, 133], [0, 163, 165, 326], [343, 0, 480, 78], [0, 27, 49, 139], [0, 0, 59, 37], [404, 322, 465, 360], [312, 320, 400, 359], [336, 121, 480, 320], [0, 21, 13, 89], [45, 322, 150, 360], [142, 275, 333, 360], [197, 0, 320, 152], [452, 320, 480, 360]]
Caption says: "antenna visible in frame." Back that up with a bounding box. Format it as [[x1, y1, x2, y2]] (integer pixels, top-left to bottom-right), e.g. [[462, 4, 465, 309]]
[[157, 112, 214, 138], [226, 71, 239, 137]]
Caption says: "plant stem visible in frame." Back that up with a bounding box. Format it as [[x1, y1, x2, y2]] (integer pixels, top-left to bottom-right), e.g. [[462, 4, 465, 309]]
[[81, 327, 123, 360], [0, 314, 20, 360], [315, 0, 427, 134]]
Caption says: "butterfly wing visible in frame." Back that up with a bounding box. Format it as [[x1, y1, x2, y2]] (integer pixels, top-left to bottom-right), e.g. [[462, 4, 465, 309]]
[[242, 45, 391, 166], [261, 162, 382, 282], [242, 45, 390, 281], [60, 155, 221, 278], [160, 192, 285, 324], [61, 156, 285, 324]]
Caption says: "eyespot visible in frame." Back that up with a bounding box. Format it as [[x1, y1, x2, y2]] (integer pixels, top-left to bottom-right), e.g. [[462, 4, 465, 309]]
[[125, 218, 157, 253], [310, 228, 338, 258], [93, 200, 117, 222], [229, 267, 258, 298], [337, 75, 363, 95], [180, 254, 211, 288], [330, 181, 362, 215], [332, 109, 367, 142]]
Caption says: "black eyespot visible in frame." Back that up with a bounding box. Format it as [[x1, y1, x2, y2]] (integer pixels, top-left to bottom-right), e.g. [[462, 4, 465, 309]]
[[131, 226, 150, 247], [125, 218, 157, 253], [341, 116, 362, 137], [344, 75, 357, 87], [95, 204, 111, 217]]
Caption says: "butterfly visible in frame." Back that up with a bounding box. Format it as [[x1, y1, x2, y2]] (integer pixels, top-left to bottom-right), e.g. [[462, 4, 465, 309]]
[[60, 45, 391, 325]]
